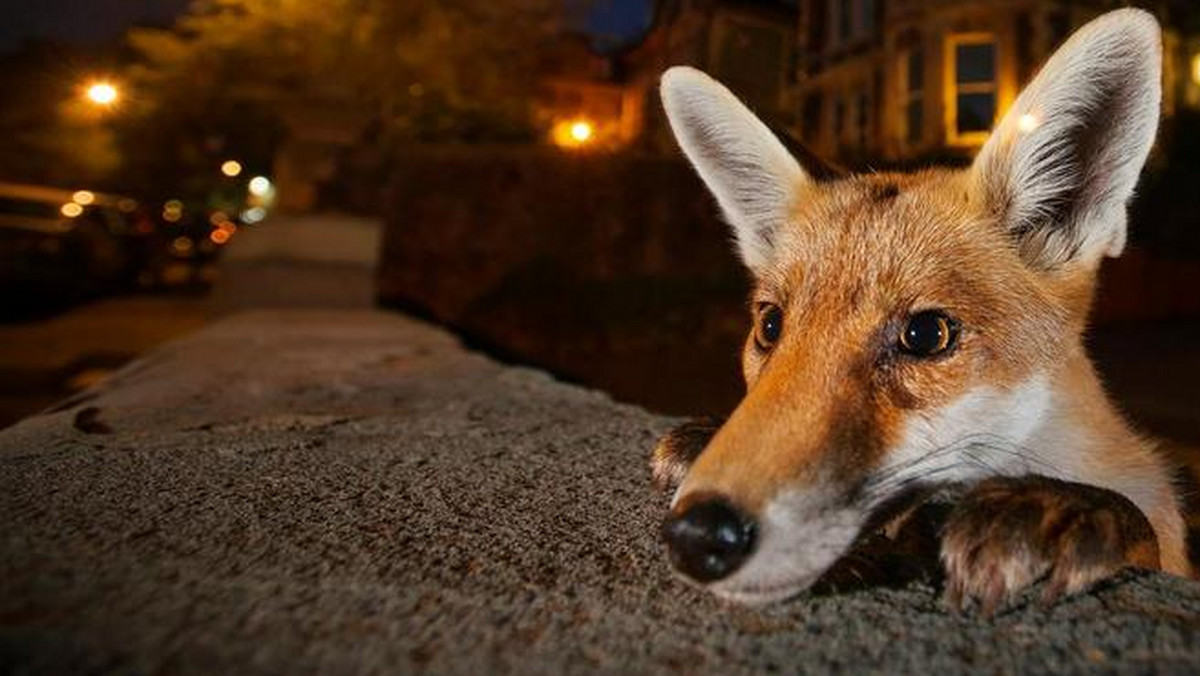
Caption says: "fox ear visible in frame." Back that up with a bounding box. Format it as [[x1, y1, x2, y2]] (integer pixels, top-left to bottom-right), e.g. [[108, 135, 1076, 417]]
[[661, 66, 806, 274], [972, 9, 1161, 268]]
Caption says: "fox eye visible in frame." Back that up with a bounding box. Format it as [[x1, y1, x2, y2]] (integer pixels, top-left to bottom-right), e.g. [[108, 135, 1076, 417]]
[[899, 310, 959, 357], [755, 303, 784, 350]]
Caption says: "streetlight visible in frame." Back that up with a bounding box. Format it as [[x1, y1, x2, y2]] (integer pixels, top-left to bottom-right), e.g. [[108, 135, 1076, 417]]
[[552, 118, 597, 150], [85, 81, 119, 107], [570, 121, 593, 143]]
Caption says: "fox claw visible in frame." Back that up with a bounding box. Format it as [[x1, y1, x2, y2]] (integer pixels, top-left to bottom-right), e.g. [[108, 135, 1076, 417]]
[[940, 475, 1160, 616], [649, 416, 724, 494]]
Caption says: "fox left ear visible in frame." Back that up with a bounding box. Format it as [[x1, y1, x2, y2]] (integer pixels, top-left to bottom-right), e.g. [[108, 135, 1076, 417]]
[[972, 9, 1162, 268], [660, 67, 807, 275]]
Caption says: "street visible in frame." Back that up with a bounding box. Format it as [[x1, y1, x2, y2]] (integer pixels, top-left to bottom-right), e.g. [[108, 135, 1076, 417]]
[[0, 214, 381, 427], [3, 211, 1199, 466]]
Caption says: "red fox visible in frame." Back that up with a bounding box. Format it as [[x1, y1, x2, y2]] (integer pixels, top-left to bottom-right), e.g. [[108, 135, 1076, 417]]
[[651, 8, 1192, 614]]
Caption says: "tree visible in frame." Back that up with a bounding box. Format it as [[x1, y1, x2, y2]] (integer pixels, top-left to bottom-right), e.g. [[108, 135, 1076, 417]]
[[109, 0, 559, 202], [126, 0, 560, 144], [0, 43, 122, 188]]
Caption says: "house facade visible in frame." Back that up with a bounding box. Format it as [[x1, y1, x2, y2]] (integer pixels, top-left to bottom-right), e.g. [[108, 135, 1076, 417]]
[[536, 0, 798, 152], [624, 0, 799, 153], [534, 0, 1198, 162], [794, 0, 1200, 164]]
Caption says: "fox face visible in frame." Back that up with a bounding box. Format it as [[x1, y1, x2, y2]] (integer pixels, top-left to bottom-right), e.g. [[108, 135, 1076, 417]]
[[657, 9, 1181, 605]]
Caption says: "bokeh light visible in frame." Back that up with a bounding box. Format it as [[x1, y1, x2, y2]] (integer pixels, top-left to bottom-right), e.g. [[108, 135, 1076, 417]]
[[85, 82, 118, 106], [570, 121, 593, 143], [248, 176, 272, 197]]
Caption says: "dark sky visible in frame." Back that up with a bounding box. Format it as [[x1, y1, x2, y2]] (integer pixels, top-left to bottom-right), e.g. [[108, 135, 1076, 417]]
[[1, 1, 657, 54], [0, 0, 192, 52], [579, 0, 657, 52]]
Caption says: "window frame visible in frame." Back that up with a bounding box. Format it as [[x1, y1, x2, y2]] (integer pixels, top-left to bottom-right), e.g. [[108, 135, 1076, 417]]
[[944, 32, 998, 147]]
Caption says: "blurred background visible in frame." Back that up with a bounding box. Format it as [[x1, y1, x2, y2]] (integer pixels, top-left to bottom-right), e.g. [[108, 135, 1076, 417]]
[[1, 0, 1198, 450]]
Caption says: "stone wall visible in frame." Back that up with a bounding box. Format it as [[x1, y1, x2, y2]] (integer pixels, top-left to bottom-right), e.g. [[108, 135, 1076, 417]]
[[377, 146, 1200, 415], [379, 147, 751, 416]]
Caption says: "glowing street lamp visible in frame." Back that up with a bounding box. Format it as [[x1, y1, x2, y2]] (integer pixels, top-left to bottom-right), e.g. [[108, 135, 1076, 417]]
[[552, 118, 598, 149], [85, 81, 119, 107], [570, 121, 593, 143]]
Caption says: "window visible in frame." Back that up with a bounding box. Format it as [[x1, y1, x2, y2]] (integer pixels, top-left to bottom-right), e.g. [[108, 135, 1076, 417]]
[[833, 96, 845, 142], [802, 92, 824, 142], [856, 91, 870, 149], [1015, 11, 1034, 83], [831, 0, 876, 43], [901, 45, 924, 144], [838, 0, 852, 44], [715, 19, 786, 113], [947, 34, 997, 145], [860, 0, 876, 36]]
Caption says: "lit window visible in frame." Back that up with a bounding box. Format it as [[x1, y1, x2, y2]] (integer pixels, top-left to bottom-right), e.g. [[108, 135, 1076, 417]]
[[947, 34, 997, 145]]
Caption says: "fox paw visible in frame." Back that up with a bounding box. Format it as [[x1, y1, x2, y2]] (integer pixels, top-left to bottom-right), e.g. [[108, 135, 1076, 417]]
[[940, 475, 1160, 616], [649, 416, 723, 494]]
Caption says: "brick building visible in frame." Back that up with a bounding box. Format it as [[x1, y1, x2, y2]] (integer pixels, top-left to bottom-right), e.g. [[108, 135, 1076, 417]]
[[793, 0, 1200, 164]]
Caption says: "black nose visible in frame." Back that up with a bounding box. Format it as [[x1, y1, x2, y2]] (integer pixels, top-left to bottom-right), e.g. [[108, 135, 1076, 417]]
[[662, 498, 756, 582]]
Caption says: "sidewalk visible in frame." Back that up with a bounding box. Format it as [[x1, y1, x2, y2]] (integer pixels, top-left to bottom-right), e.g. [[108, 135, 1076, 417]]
[[211, 213, 381, 311], [2, 310, 1198, 674]]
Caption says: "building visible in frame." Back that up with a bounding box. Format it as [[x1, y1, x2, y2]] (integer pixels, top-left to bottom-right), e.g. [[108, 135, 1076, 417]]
[[532, 0, 1198, 162], [793, 0, 1200, 165], [536, 0, 799, 152], [535, 35, 646, 151]]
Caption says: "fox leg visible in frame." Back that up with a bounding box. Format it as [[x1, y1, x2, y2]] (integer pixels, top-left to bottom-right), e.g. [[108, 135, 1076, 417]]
[[650, 416, 724, 494], [940, 475, 1162, 616]]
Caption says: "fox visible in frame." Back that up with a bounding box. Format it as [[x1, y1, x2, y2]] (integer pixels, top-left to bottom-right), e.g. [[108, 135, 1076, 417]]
[[650, 8, 1193, 614]]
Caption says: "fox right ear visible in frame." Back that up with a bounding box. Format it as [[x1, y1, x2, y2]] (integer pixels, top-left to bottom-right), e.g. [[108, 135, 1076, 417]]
[[660, 67, 806, 274], [971, 9, 1162, 269]]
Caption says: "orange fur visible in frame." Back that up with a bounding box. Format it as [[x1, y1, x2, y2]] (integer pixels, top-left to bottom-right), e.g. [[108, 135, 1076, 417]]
[[659, 10, 1190, 605]]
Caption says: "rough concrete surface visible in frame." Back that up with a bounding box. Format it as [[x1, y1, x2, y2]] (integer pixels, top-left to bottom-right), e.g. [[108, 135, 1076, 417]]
[[2, 310, 1199, 675]]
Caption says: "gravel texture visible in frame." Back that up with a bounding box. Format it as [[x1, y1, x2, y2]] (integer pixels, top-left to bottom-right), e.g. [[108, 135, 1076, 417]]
[[2, 310, 1199, 675]]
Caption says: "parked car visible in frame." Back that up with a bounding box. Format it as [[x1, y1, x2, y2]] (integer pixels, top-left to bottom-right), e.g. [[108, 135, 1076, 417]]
[[0, 183, 150, 317]]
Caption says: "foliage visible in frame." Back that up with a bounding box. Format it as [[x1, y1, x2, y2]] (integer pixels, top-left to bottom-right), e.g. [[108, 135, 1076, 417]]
[[126, 0, 560, 145], [0, 45, 121, 187]]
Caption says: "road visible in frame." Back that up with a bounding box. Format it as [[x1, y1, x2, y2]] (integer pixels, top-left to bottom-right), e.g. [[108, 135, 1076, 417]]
[[2, 211, 1198, 457], [0, 214, 381, 427]]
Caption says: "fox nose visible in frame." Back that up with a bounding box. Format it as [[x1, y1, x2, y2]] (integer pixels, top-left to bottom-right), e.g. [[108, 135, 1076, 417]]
[[662, 498, 756, 582]]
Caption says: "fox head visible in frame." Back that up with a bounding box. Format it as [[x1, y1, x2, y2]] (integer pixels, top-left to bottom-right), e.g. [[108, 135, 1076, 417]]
[[657, 9, 1162, 603]]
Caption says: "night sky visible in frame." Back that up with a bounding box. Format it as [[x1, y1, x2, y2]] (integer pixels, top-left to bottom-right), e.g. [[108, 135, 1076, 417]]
[[0, 0, 192, 52], [579, 0, 657, 52], [0, 0, 657, 53]]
